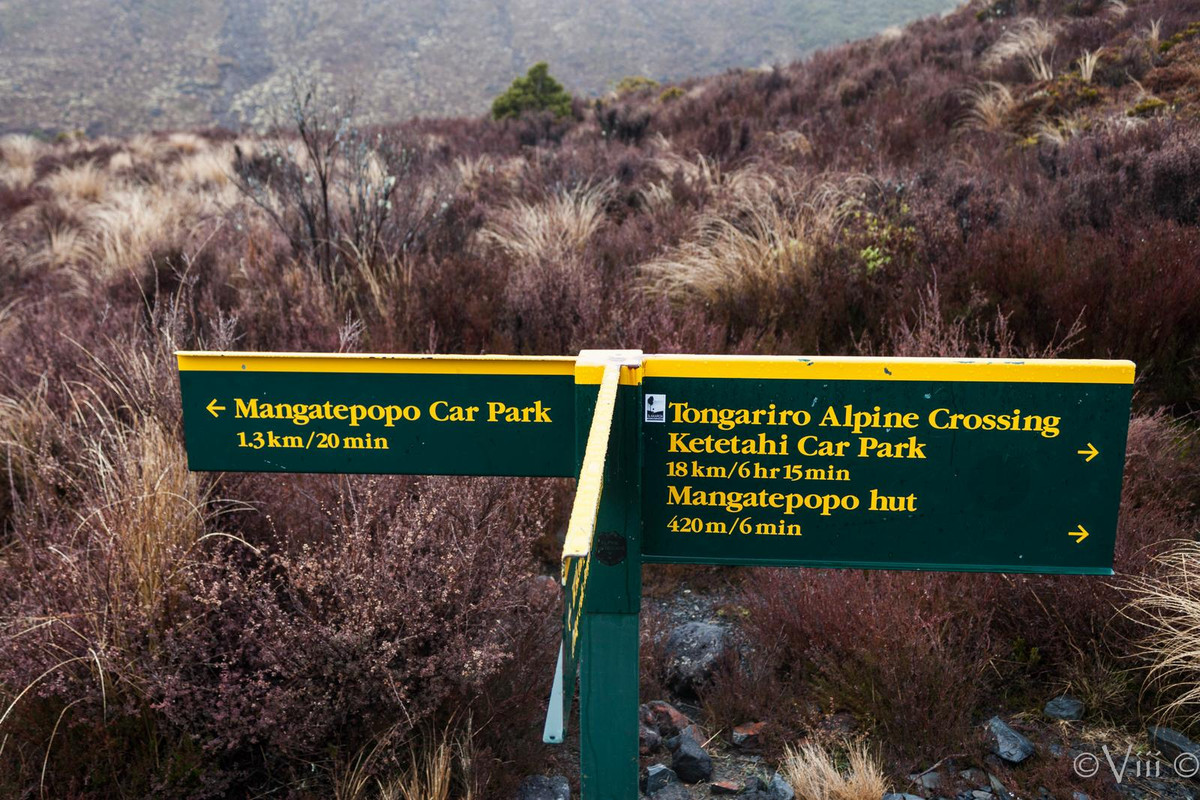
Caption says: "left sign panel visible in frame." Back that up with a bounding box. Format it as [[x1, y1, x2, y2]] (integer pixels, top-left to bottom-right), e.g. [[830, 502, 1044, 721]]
[[177, 352, 578, 477]]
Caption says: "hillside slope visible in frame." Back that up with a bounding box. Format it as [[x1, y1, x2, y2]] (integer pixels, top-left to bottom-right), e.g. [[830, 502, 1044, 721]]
[[0, 0, 956, 136]]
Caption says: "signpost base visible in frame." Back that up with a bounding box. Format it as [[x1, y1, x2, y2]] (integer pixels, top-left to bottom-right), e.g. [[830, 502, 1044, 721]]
[[580, 612, 640, 799]]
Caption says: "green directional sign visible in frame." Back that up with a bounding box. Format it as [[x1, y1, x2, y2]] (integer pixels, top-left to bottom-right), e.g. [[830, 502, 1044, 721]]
[[177, 353, 577, 477], [639, 356, 1135, 575]]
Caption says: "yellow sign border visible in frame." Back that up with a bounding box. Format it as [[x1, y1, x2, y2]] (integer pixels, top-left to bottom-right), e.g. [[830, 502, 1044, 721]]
[[642, 355, 1134, 384], [176, 351, 575, 376], [179, 351, 1134, 384]]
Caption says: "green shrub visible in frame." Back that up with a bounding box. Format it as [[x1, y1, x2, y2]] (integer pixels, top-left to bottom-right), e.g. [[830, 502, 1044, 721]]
[[614, 75, 659, 95], [1128, 97, 1169, 117], [1158, 21, 1200, 53], [491, 62, 573, 120], [658, 86, 685, 103]]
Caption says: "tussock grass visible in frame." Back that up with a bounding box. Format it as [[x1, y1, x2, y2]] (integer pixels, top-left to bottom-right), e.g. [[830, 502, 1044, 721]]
[[982, 18, 1058, 80], [8, 138, 244, 286], [638, 177, 863, 318], [0, 339, 238, 795], [87, 416, 208, 611], [0, 134, 43, 188], [107, 150, 134, 172], [641, 203, 813, 305], [451, 155, 498, 193], [40, 161, 109, 203], [2, 367, 212, 617], [640, 151, 735, 211], [1029, 52, 1055, 82], [0, 134, 42, 168], [651, 151, 777, 204], [331, 722, 476, 800], [1033, 118, 1069, 146], [960, 81, 1017, 132], [377, 735, 473, 800], [1128, 542, 1200, 727], [1077, 49, 1103, 83], [27, 224, 98, 278], [479, 181, 611, 264], [171, 146, 235, 188], [0, 390, 41, 492], [84, 187, 191, 278], [1144, 18, 1163, 52], [1104, 0, 1129, 19], [1033, 114, 1086, 146], [477, 182, 614, 349], [638, 177, 677, 212], [781, 741, 890, 800], [164, 132, 205, 155], [1055, 644, 1135, 722]]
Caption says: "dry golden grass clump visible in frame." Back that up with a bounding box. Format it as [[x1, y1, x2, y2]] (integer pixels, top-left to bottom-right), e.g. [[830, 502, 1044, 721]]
[[373, 727, 475, 800], [451, 155, 496, 193], [981, 17, 1058, 81], [1, 333, 217, 613], [88, 416, 208, 611], [85, 188, 198, 278], [1077, 48, 1103, 83], [40, 160, 109, 203], [1128, 542, 1200, 727], [478, 181, 612, 265], [24, 226, 97, 277], [1143, 17, 1164, 53], [781, 742, 890, 800], [1032, 113, 1087, 146], [170, 144, 237, 188], [0, 344, 217, 795], [474, 181, 615, 349], [0, 134, 43, 188], [640, 201, 810, 307], [650, 150, 777, 205], [4, 135, 252, 287], [638, 174, 863, 320], [960, 81, 1017, 132]]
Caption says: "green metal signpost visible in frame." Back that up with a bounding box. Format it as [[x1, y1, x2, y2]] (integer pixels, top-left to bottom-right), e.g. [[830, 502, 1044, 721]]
[[178, 349, 1135, 799]]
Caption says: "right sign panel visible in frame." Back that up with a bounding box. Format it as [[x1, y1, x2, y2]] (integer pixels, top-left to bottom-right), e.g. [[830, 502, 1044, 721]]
[[640, 356, 1134, 575]]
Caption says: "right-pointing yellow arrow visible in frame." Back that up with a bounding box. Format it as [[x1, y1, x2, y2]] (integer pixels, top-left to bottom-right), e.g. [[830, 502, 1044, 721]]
[[1077, 443, 1099, 462], [1069, 524, 1089, 543]]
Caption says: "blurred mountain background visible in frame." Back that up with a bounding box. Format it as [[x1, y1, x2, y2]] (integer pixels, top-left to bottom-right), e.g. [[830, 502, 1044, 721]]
[[0, 0, 958, 136]]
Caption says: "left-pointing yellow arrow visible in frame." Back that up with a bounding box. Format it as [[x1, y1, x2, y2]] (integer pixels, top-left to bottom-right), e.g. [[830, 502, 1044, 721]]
[[206, 398, 226, 418], [1069, 524, 1089, 543]]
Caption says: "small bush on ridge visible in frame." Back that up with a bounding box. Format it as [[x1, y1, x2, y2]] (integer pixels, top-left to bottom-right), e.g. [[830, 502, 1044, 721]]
[[491, 63, 573, 121]]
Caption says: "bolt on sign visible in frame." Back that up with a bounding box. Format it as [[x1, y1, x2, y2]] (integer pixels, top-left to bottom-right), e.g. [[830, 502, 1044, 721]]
[[177, 350, 1135, 800]]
